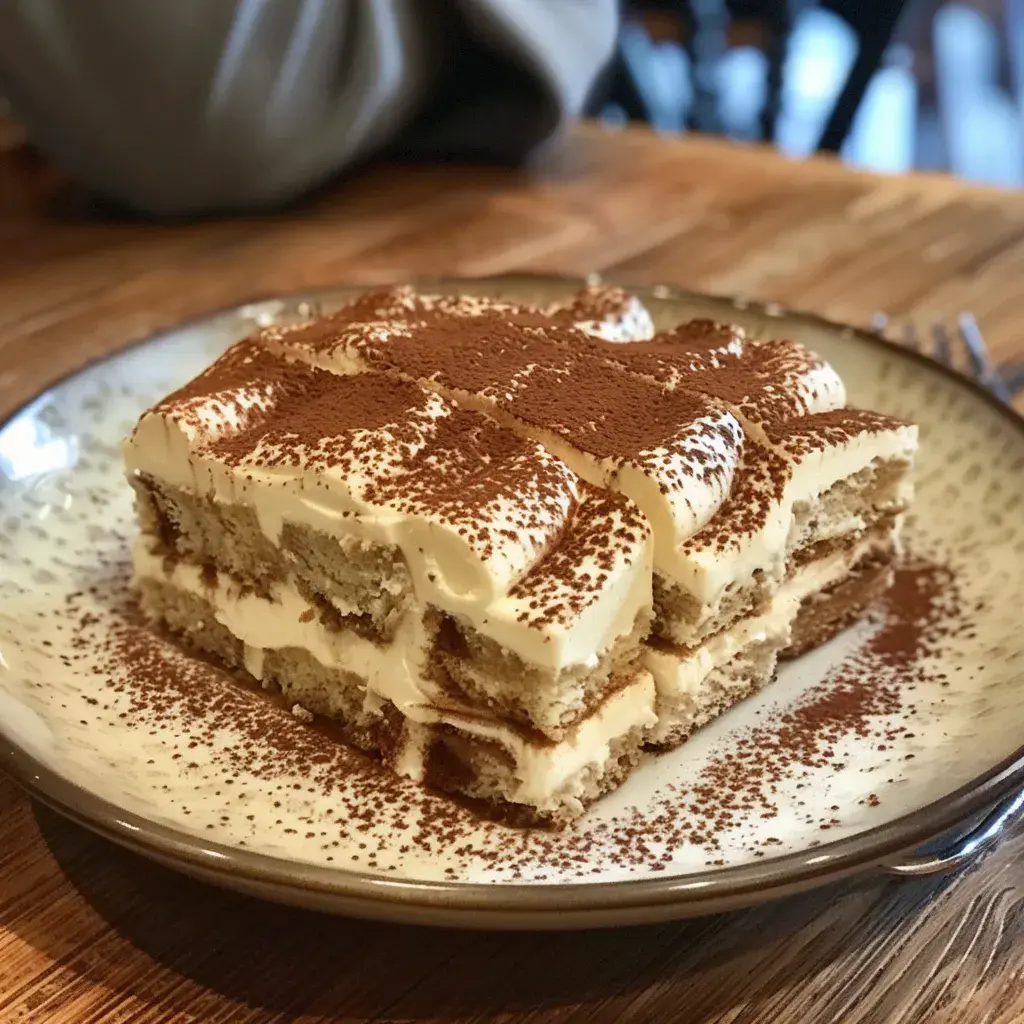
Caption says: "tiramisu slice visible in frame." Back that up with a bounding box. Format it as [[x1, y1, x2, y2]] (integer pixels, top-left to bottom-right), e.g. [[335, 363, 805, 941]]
[[125, 285, 916, 825], [126, 304, 657, 826]]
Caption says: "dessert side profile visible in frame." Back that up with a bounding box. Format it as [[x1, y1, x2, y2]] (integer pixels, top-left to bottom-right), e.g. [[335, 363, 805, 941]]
[[123, 285, 917, 826]]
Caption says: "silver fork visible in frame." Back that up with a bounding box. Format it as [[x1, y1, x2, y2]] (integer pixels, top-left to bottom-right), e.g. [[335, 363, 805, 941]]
[[870, 312, 1016, 404]]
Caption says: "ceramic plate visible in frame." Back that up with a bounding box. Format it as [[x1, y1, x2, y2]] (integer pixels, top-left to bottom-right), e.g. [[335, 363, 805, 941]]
[[2, 277, 1023, 930]]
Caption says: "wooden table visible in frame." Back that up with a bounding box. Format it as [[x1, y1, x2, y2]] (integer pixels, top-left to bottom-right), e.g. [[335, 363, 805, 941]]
[[2, 123, 1024, 1023]]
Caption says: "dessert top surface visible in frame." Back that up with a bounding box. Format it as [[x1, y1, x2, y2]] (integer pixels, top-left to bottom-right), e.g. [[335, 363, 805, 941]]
[[128, 285, 915, 603]]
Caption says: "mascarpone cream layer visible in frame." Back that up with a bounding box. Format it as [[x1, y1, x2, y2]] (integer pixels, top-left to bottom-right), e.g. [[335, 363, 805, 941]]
[[644, 531, 892, 743], [131, 542, 657, 809], [675, 421, 917, 607], [126, 376, 652, 674], [555, 291, 656, 342]]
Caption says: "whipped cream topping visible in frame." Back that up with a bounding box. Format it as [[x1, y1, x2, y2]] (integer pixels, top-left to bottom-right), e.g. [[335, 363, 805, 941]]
[[562, 328, 907, 605], [582, 319, 746, 374], [250, 289, 912, 609], [260, 284, 653, 368], [548, 283, 656, 342], [588, 326, 847, 433], [696, 337, 847, 430], [281, 309, 751, 587], [451, 357, 749, 574]]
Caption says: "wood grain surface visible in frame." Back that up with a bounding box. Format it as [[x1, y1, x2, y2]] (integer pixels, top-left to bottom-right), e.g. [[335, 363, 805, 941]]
[[2, 122, 1024, 1023]]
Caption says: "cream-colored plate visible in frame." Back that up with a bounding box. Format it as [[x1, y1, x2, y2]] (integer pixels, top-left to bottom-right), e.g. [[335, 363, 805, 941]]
[[2, 277, 1023, 930]]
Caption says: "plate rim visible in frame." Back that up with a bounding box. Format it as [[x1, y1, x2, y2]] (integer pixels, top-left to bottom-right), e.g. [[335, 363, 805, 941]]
[[3, 275, 1023, 926]]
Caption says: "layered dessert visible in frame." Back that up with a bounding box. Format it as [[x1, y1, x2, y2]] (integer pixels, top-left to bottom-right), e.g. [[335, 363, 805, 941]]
[[125, 284, 916, 825]]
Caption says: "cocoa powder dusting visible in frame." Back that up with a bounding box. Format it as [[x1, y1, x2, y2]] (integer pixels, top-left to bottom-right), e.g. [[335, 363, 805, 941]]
[[104, 286, 940, 877], [661, 561, 960, 855], [65, 554, 968, 878]]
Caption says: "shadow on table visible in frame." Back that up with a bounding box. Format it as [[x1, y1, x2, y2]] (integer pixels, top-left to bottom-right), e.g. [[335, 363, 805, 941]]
[[4, 801, 968, 1022]]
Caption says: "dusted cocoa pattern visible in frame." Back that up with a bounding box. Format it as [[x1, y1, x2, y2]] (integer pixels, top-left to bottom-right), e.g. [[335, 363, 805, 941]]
[[122, 284, 916, 826], [8, 279, 1018, 893]]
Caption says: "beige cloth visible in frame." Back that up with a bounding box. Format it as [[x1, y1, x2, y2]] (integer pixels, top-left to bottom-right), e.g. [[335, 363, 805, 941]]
[[0, 0, 617, 215]]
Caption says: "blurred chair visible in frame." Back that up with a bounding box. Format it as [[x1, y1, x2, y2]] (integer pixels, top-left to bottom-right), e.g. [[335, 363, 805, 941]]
[[815, 0, 909, 151], [598, 0, 910, 152]]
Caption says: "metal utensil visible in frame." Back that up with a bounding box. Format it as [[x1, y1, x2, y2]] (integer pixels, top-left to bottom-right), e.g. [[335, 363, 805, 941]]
[[874, 312, 1015, 403]]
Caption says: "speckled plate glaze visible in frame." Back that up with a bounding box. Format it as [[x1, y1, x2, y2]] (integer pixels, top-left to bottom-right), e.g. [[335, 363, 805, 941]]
[[2, 277, 1023, 930]]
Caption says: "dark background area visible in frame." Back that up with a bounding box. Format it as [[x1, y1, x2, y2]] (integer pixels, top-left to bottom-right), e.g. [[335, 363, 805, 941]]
[[594, 0, 1024, 185]]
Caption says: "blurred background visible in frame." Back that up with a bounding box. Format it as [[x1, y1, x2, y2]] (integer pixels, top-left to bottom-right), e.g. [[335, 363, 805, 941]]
[[2, 0, 1021, 188], [588, 0, 1024, 184]]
